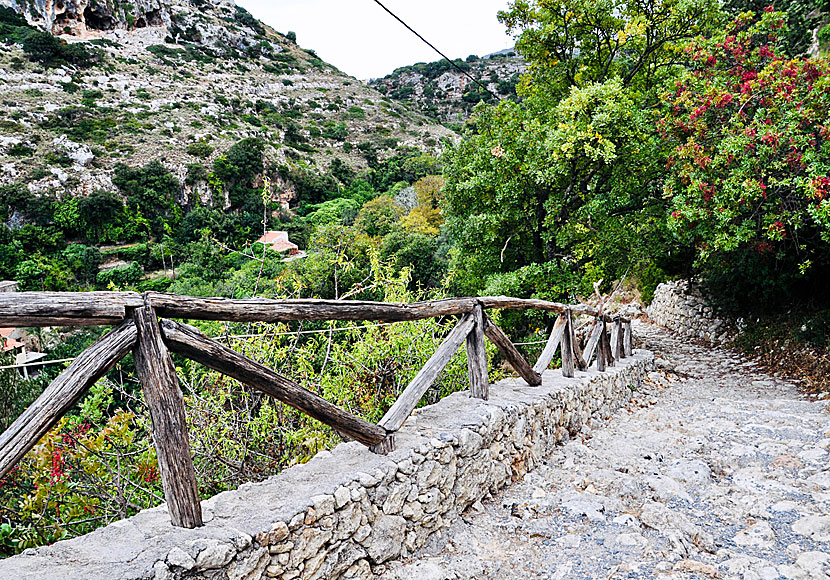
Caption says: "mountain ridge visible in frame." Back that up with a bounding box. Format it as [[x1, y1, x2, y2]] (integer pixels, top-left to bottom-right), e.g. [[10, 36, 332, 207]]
[[0, 0, 453, 209]]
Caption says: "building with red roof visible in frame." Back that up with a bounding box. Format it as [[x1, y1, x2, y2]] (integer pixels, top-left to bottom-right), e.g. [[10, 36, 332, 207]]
[[256, 231, 300, 255]]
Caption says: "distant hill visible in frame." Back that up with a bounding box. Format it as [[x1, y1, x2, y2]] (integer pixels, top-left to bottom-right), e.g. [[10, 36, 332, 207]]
[[0, 0, 453, 207], [370, 50, 526, 128]]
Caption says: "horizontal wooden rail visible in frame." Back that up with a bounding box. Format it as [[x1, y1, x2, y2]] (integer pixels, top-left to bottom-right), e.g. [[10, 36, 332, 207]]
[[0, 292, 629, 327], [0, 292, 143, 327], [0, 289, 638, 530]]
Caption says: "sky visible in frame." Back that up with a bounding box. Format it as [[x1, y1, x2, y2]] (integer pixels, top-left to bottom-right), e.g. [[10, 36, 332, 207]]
[[236, 0, 515, 80]]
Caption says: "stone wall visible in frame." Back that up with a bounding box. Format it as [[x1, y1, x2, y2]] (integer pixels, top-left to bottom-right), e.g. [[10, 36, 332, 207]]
[[647, 280, 730, 342], [0, 351, 654, 580]]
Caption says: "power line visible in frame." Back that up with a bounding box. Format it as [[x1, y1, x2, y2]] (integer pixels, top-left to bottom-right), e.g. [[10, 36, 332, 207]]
[[369, 0, 498, 100]]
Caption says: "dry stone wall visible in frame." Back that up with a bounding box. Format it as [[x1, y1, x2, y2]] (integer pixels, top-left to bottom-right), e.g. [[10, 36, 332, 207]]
[[647, 280, 730, 343], [0, 351, 653, 580]]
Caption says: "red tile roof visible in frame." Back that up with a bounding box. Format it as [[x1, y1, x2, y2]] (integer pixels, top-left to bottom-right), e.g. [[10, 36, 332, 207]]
[[256, 231, 298, 253]]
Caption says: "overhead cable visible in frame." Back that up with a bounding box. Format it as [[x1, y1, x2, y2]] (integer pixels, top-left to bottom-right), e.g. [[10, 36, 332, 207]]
[[369, 0, 498, 100]]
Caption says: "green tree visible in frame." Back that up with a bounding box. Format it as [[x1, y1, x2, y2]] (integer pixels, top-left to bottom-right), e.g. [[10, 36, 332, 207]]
[[661, 10, 830, 309], [212, 138, 265, 208], [78, 190, 124, 243], [723, 0, 824, 56], [381, 230, 446, 289], [61, 244, 101, 286], [113, 162, 179, 238], [442, 0, 720, 295], [354, 195, 405, 237]]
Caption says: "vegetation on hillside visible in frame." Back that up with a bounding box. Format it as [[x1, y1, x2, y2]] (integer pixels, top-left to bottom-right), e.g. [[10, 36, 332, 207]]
[[1, 0, 829, 557]]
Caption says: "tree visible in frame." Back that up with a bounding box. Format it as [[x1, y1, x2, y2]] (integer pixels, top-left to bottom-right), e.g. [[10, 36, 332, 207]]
[[78, 190, 124, 243], [61, 244, 101, 286], [113, 162, 180, 238], [401, 175, 445, 236], [211, 138, 265, 208], [354, 196, 405, 238], [499, 0, 720, 99], [442, 0, 721, 295], [380, 230, 446, 289], [723, 0, 823, 56], [661, 10, 830, 308]]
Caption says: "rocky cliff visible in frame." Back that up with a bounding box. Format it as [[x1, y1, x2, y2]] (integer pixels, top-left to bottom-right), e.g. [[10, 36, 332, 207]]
[[371, 49, 526, 127], [0, 0, 452, 205]]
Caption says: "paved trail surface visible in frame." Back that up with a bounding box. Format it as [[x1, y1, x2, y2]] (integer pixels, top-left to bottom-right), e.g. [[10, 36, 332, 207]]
[[381, 323, 830, 580]]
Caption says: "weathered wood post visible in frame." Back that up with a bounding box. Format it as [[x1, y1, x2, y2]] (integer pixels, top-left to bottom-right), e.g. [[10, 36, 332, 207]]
[[533, 315, 565, 374], [603, 318, 615, 368], [623, 320, 633, 357], [596, 319, 608, 372], [569, 310, 587, 371], [561, 308, 575, 378], [467, 303, 489, 400], [483, 314, 542, 386], [133, 304, 203, 528], [610, 317, 623, 360]]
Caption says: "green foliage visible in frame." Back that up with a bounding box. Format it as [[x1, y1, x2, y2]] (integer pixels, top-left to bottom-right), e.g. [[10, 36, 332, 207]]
[[78, 190, 125, 243], [80, 89, 103, 107], [499, 0, 720, 98], [0, 382, 163, 557], [723, 0, 822, 56], [211, 138, 265, 208], [14, 27, 98, 68], [354, 196, 405, 237], [0, 352, 47, 432], [43, 106, 117, 144], [661, 11, 830, 308], [15, 254, 70, 291], [7, 143, 34, 157], [61, 244, 101, 286], [304, 198, 360, 227], [380, 230, 446, 289], [96, 261, 143, 288], [233, 6, 265, 35], [113, 161, 180, 238], [186, 141, 214, 159]]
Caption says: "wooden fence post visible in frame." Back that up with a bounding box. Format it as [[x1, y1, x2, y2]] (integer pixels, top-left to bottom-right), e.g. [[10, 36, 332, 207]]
[[561, 308, 575, 378], [133, 305, 202, 528], [533, 315, 565, 374], [603, 319, 615, 368], [623, 320, 633, 357], [596, 320, 607, 372], [467, 303, 489, 400], [582, 320, 601, 368], [610, 317, 623, 360], [568, 309, 587, 371], [482, 314, 541, 386]]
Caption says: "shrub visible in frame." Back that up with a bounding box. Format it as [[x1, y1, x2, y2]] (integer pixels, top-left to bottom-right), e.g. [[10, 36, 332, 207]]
[[186, 141, 214, 158], [19, 29, 96, 67], [96, 261, 143, 288], [211, 138, 264, 208]]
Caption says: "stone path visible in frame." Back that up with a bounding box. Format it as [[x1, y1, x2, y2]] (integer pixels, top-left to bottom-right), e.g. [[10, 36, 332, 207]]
[[380, 322, 830, 580]]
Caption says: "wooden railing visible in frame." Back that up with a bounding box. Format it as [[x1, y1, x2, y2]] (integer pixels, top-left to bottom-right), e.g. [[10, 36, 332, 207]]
[[0, 292, 633, 528]]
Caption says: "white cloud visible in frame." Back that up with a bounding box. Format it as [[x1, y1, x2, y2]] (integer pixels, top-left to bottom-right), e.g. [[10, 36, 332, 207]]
[[237, 0, 515, 80]]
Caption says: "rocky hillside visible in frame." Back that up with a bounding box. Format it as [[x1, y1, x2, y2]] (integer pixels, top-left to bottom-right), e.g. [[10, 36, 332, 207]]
[[370, 49, 526, 128], [0, 0, 453, 208]]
